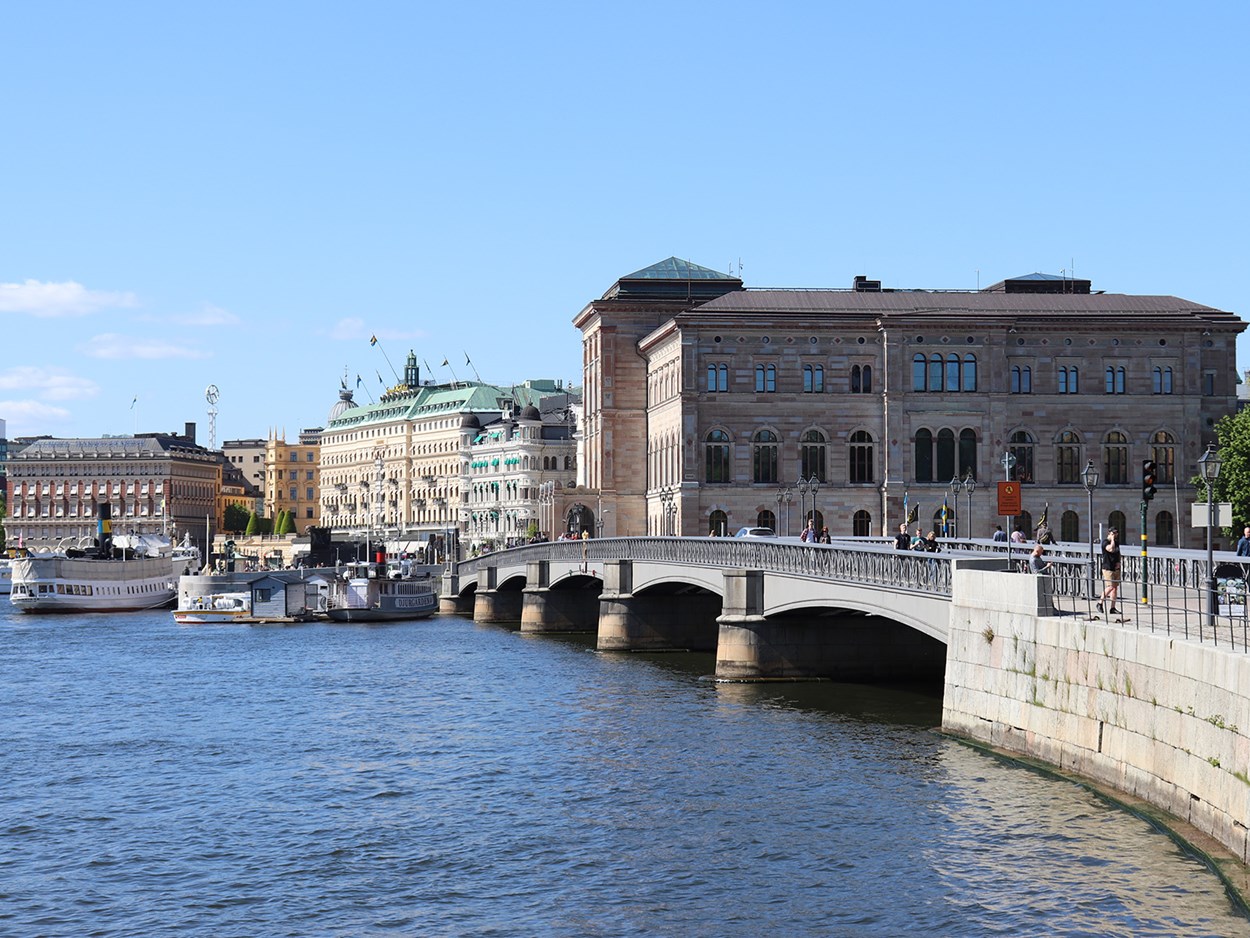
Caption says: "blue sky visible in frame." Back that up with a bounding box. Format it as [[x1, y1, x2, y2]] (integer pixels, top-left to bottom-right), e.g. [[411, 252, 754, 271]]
[[2, 1, 1247, 443]]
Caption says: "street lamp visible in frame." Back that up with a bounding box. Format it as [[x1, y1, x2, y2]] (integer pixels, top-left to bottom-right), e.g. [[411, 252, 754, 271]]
[[1081, 459, 1099, 600], [797, 477, 811, 533], [949, 475, 963, 538], [809, 476, 821, 532], [963, 473, 977, 539], [1199, 444, 1221, 631]]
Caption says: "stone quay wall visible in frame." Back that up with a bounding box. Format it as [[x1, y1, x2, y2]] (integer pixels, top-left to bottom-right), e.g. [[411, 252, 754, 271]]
[[942, 567, 1250, 863]]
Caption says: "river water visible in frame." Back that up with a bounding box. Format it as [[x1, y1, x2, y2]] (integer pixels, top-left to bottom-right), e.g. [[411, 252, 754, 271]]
[[1, 604, 1246, 937]]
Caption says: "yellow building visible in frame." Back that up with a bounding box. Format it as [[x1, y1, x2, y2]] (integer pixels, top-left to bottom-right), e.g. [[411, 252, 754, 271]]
[[264, 428, 321, 532]]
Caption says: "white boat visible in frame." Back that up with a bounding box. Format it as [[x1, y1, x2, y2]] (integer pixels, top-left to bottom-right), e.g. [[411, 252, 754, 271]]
[[326, 562, 438, 622], [0, 558, 12, 596], [10, 512, 201, 614], [173, 591, 253, 624]]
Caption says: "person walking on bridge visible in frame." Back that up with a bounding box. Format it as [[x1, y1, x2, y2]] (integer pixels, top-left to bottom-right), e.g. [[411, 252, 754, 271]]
[[1098, 528, 1122, 614]]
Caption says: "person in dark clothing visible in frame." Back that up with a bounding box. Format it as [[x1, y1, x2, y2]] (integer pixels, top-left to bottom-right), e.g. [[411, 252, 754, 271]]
[[1098, 528, 1122, 614], [924, 531, 941, 552], [1237, 526, 1250, 557], [992, 525, 1007, 542], [894, 523, 911, 551]]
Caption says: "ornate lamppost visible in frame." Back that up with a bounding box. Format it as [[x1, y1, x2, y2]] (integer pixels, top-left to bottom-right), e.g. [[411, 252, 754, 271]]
[[1199, 444, 1221, 631], [1081, 460, 1099, 600], [949, 475, 963, 538], [809, 476, 821, 532], [963, 473, 977, 539], [796, 477, 811, 534]]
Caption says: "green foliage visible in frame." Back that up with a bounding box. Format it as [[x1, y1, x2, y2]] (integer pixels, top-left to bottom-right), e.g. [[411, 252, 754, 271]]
[[278, 511, 295, 536], [1206, 407, 1250, 534], [244, 511, 259, 536], [257, 516, 273, 535], [224, 504, 250, 533]]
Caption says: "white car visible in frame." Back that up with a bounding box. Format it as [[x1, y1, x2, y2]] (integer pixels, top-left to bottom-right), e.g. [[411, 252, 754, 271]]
[[734, 527, 776, 538]]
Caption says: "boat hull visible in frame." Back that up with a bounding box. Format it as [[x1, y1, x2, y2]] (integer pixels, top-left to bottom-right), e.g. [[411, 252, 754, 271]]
[[326, 576, 438, 622], [10, 554, 185, 613]]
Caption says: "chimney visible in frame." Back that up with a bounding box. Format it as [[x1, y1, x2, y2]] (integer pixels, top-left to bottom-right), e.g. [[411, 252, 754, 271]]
[[184, 422, 196, 443]]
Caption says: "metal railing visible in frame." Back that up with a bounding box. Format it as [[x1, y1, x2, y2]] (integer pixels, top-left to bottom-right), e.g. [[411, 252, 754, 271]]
[[455, 536, 1250, 653]]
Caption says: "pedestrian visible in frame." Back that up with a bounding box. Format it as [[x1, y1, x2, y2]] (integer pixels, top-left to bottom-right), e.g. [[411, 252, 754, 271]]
[[894, 522, 911, 551], [709, 527, 718, 537], [1237, 525, 1250, 556], [1098, 528, 1122, 614], [1029, 543, 1051, 574], [924, 531, 941, 552], [1036, 522, 1053, 545], [992, 525, 1007, 542], [1011, 528, 1026, 544], [801, 519, 816, 542], [819, 526, 831, 544], [911, 527, 926, 550]]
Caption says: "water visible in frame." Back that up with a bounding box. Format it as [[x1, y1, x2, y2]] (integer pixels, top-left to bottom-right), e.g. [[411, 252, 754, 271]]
[[1, 604, 1247, 937]]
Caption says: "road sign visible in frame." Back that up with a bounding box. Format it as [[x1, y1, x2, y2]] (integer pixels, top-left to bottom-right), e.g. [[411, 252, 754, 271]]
[[997, 481, 1021, 516]]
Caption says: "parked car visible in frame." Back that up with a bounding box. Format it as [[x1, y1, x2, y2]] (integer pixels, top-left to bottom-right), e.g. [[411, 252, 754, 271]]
[[734, 527, 776, 538]]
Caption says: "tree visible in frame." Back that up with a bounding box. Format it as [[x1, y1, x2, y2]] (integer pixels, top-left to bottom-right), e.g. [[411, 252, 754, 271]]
[[224, 504, 250, 533], [1207, 407, 1250, 535], [278, 511, 295, 536]]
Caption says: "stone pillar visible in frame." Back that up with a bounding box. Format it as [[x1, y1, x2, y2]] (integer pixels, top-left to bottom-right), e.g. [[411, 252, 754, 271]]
[[472, 565, 524, 625], [521, 558, 602, 632], [714, 569, 774, 679], [438, 570, 474, 615]]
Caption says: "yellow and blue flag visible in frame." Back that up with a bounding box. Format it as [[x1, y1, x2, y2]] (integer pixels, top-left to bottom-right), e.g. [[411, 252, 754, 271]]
[[370, 335, 378, 346]]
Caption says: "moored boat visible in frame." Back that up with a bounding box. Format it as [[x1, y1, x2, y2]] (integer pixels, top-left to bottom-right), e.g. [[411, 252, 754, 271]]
[[173, 591, 253, 624], [0, 558, 12, 596], [9, 505, 201, 614], [326, 562, 437, 622]]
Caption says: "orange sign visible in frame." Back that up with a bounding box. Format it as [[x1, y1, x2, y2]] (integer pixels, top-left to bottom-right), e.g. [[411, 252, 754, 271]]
[[997, 481, 1021, 516]]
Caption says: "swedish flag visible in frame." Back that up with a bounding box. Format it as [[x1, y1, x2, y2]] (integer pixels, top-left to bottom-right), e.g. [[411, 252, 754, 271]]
[[370, 335, 378, 346]]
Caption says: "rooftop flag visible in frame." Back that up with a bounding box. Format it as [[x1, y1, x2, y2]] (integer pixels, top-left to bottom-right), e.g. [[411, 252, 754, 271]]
[[370, 335, 378, 346], [130, 395, 137, 410]]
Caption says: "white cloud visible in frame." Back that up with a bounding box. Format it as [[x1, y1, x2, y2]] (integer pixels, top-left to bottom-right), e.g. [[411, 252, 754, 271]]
[[0, 279, 138, 317], [81, 333, 210, 360], [327, 317, 426, 342], [0, 399, 74, 436], [0, 366, 99, 401], [170, 303, 240, 327]]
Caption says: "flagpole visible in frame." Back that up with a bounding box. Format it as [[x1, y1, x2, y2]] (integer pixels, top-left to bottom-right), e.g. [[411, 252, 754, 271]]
[[371, 335, 401, 383], [464, 351, 482, 384]]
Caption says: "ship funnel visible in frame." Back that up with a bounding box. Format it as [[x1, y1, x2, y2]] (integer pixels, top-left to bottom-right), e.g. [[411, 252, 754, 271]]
[[97, 502, 114, 558]]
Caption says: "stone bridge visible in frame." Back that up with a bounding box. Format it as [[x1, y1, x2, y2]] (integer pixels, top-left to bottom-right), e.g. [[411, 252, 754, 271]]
[[442, 537, 1052, 681]]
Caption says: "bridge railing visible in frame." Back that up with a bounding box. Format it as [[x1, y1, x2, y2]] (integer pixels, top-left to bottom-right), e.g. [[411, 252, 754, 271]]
[[457, 537, 1250, 653], [457, 537, 955, 595]]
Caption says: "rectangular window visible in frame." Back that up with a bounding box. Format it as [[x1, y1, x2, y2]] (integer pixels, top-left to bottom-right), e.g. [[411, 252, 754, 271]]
[[1203, 371, 1216, 396]]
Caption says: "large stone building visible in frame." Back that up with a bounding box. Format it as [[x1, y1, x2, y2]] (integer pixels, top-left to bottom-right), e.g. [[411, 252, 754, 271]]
[[264, 428, 322, 530], [574, 258, 1245, 548], [319, 350, 577, 557], [4, 423, 221, 553], [222, 438, 267, 495]]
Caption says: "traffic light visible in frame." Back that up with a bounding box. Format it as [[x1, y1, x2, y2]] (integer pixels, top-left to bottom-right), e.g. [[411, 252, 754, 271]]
[[1142, 459, 1157, 503]]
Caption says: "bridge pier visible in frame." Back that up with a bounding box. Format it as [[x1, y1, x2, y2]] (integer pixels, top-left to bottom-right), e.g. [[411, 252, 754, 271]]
[[472, 566, 524, 625], [521, 560, 600, 633], [715, 570, 945, 680], [438, 572, 474, 616], [596, 559, 720, 651]]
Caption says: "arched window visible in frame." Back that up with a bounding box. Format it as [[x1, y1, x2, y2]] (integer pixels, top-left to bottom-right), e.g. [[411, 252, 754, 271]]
[[1105, 366, 1126, 394], [1109, 510, 1127, 538], [705, 430, 731, 484], [849, 431, 874, 483], [753, 430, 779, 483], [757, 509, 776, 531], [852, 364, 873, 393], [804, 364, 824, 393], [914, 429, 934, 482], [1009, 431, 1034, 484], [801, 429, 827, 483], [1059, 365, 1080, 394], [962, 354, 977, 392], [706, 363, 728, 392], [945, 355, 961, 391], [755, 364, 776, 393], [1153, 366, 1173, 395], [936, 429, 956, 481], [1016, 510, 1033, 538], [1011, 365, 1032, 394], [912, 354, 926, 391], [1151, 430, 1175, 483], [1155, 510, 1175, 546], [708, 509, 728, 537], [958, 429, 977, 479], [1103, 430, 1128, 485], [1056, 430, 1082, 484], [1061, 509, 1079, 543], [852, 509, 871, 537], [927, 355, 943, 391]]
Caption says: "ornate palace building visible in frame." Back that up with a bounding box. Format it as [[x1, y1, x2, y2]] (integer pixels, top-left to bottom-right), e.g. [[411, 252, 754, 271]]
[[319, 351, 577, 555], [4, 423, 221, 553], [574, 258, 1245, 548]]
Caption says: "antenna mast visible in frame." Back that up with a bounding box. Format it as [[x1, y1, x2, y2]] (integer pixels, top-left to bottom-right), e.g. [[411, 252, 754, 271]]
[[205, 385, 220, 450]]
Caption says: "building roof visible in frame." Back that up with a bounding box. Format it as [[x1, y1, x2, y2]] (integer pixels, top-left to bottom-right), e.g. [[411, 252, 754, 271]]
[[326, 380, 563, 430], [11, 434, 215, 460], [686, 288, 1241, 328], [619, 257, 736, 281]]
